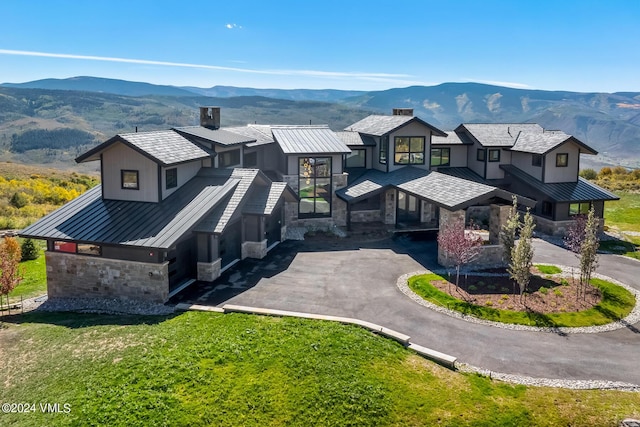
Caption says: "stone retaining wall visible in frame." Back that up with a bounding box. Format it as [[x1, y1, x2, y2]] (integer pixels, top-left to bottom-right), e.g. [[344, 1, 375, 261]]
[[46, 251, 169, 303]]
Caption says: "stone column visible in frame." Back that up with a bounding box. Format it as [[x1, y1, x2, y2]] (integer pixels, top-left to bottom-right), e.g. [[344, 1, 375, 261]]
[[489, 204, 513, 244], [383, 189, 396, 225]]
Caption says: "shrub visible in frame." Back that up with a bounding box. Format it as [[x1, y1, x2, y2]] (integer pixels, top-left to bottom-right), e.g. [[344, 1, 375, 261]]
[[468, 285, 478, 292], [539, 286, 549, 295], [10, 192, 29, 209], [485, 300, 493, 307], [500, 287, 510, 293], [554, 289, 564, 297], [598, 167, 612, 177], [612, 166, 628, 175], [579, 168, 597, 180], [21, 238, 39, 261], [487, 284, 496, 291]]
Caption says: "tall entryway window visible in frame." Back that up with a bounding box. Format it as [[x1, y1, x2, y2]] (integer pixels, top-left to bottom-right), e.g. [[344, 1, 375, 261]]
[[397, 191, 420, 224], [299, 157, 332, 218]]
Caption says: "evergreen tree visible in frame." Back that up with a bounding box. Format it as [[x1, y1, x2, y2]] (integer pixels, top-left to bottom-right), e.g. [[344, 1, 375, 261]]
[[21, 238, 39, 261]]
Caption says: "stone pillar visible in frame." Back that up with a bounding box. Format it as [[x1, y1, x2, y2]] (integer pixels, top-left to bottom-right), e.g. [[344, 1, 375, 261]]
[[197, 258, 222, 282], [437, 208, 466, 267], [489, 204, 512, 244], [383, 189, 396, 225], [241, 239, 268, 260], [332, 173, 348, 226]]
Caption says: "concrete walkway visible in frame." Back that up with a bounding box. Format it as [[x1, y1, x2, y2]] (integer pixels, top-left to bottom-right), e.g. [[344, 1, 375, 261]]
[[173, 235, 640, 386]]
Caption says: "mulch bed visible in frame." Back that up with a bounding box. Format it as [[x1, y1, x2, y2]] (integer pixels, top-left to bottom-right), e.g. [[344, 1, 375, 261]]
[[432, 267, 601, 313]]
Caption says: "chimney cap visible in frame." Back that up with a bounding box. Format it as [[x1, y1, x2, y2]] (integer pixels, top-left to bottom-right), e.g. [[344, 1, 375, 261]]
[[392, 108, 414, 116]]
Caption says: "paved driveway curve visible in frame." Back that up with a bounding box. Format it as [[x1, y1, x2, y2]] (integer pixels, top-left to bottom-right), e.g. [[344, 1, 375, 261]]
[[174, 235, 640, 385]]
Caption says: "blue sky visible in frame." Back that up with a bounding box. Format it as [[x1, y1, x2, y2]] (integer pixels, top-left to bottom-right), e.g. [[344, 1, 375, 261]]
[[1, 0, 639, 92]]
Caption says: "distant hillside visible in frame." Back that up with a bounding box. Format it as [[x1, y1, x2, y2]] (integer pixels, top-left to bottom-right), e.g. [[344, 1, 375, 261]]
[[341, 83, 640, 167], [0, 87, 373, 165], [1, 76, 640, 168], [1, 76, 196, 97]]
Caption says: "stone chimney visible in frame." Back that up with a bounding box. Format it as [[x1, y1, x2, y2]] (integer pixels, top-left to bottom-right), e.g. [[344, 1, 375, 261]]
[[392, 108, 414, 116], [200, 106, 221, 129]]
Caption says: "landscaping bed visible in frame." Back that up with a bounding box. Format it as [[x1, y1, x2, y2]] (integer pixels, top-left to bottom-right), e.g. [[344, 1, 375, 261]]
[[408, 267, 636, 327]]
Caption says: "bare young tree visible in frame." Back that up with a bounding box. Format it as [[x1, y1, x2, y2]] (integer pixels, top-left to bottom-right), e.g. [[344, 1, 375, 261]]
[[0, 237, 23, 314], [438, 217, 483, 291], [508, 208, 535, 302], [500, 195, 519, 266], [564, 208, 600, 299]]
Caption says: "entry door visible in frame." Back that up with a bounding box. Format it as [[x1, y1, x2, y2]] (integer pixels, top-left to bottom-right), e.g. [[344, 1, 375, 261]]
[[397, 191, 420, 224]]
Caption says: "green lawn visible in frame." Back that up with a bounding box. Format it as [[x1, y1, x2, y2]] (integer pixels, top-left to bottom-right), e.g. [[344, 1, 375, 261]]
[[0, 311, 638, 426], [605, 192, 640, 233], [5, 241, 48, 304], [408, 273, 635, 328], [534, 264, 562, 275]]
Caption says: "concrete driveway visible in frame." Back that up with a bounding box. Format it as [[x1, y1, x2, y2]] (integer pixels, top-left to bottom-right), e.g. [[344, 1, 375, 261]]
[[172, 234, 640, 385]]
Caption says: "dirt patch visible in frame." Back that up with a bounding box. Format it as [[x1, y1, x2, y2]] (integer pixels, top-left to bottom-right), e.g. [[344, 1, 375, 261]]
[[433, 269, 601, 314]]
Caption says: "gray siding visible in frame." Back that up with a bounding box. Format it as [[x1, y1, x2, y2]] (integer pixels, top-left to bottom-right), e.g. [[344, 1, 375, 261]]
[[161, 160, 202, 200], [485, 148, 510, 179], [511, 151, 543, 180], [544, 143, 580, 183], [102, 142, 159, 202], [466, 140, 485, 178], [432, 144, 467, 168]]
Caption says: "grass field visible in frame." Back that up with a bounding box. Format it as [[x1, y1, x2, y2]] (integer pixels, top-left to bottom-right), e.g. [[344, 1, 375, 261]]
[[0, 310, 638, 426], [603, 192, 640, 259], [408, 273, 635, 328]]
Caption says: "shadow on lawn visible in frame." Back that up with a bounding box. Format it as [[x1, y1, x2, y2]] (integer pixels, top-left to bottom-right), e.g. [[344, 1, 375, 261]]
[[0, 310, 179, 329]]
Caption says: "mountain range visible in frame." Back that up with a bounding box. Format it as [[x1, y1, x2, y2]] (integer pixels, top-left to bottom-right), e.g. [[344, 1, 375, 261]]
[[1, 76, 639, 169]]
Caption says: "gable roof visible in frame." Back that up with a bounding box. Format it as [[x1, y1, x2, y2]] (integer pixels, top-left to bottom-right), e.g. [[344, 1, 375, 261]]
[[456, 123, 543, 147], [20, 175, 240, 249], [335, 131, 376, 146], [174, 126, 256, 146], [431, 131, 467, 145], [510, 131, 597, 155], [345, 115, 447, 137], [76, 130, 210, 166], [500, 165, 618, 202], [336, 167, 534, 211], [243, 182, 298, 215], [271, 125, 351, 154]]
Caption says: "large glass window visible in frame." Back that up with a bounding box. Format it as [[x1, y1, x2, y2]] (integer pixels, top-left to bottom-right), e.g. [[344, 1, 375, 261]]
[[532, 154, 543, 167], [488, 149, 501, 162], [166, 168, 177, 189], [379, 136, 388, 164], [121, 170, 139, 190], [569, 202, 590, 216], [394, 136, 425, 165], [299, 157, 332, 218], [430, 147, 450, 167], [345, 149, 366, 168], [219, 149, 241, 167]]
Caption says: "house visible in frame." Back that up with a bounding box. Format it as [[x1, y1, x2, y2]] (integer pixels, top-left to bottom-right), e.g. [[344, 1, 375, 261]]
[[20, 106, 617, 303]]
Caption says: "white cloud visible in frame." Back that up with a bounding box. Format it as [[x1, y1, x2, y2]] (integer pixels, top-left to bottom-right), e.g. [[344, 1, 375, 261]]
[[0, 49, 414, 85], [226, 23, 242, 29]]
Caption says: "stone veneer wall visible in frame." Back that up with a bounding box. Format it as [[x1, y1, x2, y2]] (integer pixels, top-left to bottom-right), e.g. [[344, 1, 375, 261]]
[[489, 204, 513, 244], [46, 251, 169, 303], [383, 189, 396, 225], [421, 201, 437, 224], [533, 215, 605, 237], [241, 239, 268, 260], [350, 209, 382, 223], [197, 258, 221, 282]]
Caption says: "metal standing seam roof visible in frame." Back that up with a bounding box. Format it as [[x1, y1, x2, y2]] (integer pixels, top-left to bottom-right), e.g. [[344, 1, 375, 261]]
[[500, 164, 619, 202], [174, 126, 257, 146], [225, 125, 275, 147], [457, 123, 543, 147], [271, 126, 351, 154], [243, 182, 297, 215], [19, 176, 240, 249], [345, 115, 447, 137], [76, 130, 211, 166], [336, 167, 532, 211], [335, 131, 376, 146]]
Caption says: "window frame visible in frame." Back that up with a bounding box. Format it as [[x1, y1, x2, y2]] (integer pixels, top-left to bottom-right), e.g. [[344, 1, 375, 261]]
[[165, 168, 177, 190], [488, 149, 501, 162], [569, 202, 590, 216], [379, 136, 388, 165], [556, 153, 569, 167], [121, 170, 139, 190], [393, 136, 425, 165], [298, 157, 332, 218], [430, 147, 451, 167], [477, 148, 486, 161], [532, 154, 543, 167]]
